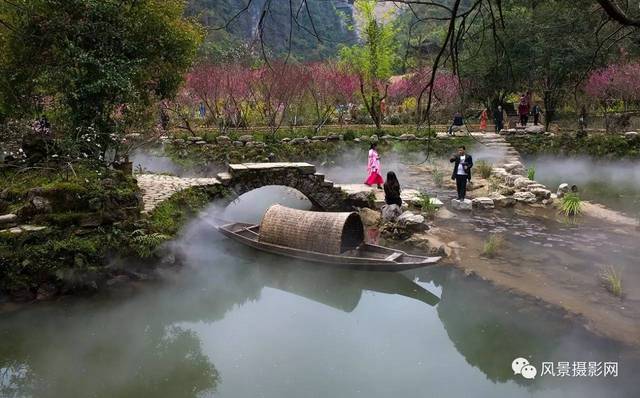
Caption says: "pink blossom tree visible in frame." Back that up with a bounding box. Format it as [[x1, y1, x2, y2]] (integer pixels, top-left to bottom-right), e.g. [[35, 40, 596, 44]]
[[248, 62, 309, 135], [585, 62, 640, 106], [305, 62, 358, 133], [388, 67, 461, 123]]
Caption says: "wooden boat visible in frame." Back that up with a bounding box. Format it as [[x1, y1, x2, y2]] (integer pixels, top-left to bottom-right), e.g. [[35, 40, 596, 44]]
[[217, 205, 441, 272]]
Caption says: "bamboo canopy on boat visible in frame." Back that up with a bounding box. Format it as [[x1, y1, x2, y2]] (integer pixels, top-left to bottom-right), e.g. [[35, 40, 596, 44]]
[[258, 205, 364, 255]]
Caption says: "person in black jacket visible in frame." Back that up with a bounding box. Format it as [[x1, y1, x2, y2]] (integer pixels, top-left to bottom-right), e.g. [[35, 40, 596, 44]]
[[383, 171, 402, 206], [450, 146, 473, 200]]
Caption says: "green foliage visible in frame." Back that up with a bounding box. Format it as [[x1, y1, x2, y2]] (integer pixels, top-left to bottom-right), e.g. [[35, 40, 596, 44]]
[[0, 0, 203, 155], [459, 0, 609, 123], [416, 192, 438, 217], [130, 230, 171, 258], [482, 234, 504, 258], [147, 188, 211, 235], [600, 265, 623, 298], [340, 0, 399, 129], [476, 161, 493, 179], [560, 193, 582, 217], [527, 167, 536, 181], [507, 133, 640, 159]]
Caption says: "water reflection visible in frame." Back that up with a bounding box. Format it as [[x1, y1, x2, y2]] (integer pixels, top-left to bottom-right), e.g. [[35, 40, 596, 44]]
[[0, 305, 219, 398]]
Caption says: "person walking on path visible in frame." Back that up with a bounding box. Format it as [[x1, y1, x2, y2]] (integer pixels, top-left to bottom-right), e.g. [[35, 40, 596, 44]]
[[493, 105, 504, 133], [365, 143, 384, 189], [532, 104, 542, 126], [450, 146, 473, 201], [383, 171, 402, 206], [518, 95, 530, 127], [479, 108, 488, 132], [448, 111, 464, 135]]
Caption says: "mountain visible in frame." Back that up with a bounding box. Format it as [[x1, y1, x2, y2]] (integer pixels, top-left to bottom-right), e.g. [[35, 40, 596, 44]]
[[186, 0, 358, 62]]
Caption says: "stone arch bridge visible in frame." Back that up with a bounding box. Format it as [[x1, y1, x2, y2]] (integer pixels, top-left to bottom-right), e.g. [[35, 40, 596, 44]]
[[136, 163, 354, 213]]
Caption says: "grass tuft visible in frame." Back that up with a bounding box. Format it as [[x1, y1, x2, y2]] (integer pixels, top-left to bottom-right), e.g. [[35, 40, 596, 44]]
[[527, 166, 536, 181], [476, 160, 493, 179], [416, 192, 439, 217], [600, 265, 623, 298], [560, 193, 582, 217], [432, 166, 445, 188], [482, 234, 504, 258]]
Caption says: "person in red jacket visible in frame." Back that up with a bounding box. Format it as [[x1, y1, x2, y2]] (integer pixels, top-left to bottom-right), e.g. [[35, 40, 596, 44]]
[[518, 95, 530, 127]]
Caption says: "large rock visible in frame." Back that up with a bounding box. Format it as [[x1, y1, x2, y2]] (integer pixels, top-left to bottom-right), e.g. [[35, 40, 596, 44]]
[[489, 194, 516, 208], [290, 137, 310, 145], [514, 177, 535, 189], [0, 213, 17, 225], [359, 207, 381, 227], [472, 197, 495, 210], [504, 162, 524, 173], [369, 134, 379, 143], [398, 133, 417, 141], [381, 204, 403, 222], [397, 211, 427, 232], [625, 131, 638, 138], [238, 134, 254, 143], [513, 191, 537, 203], [347, 191, 374, 209], [451, 199, 473, 211], [525, 125, 545, 134], [31, 196, 52, 213], [326, 134, 340, 141], [556, 183, 570, 198], [530, 187, 551, 200], [216, 135, 231, 144], [404, 233, 450, 257]]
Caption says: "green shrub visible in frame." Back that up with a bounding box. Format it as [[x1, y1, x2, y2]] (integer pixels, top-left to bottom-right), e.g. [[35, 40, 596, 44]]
[[130, 230, 171, 258], [343, 130, 356, 141], [482, 234, 504, 258], [560, 193, 582, 217], [476, 160, 493, 179]]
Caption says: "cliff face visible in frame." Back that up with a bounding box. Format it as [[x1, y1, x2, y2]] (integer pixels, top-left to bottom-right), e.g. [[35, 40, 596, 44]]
[[186, 0, 357, 61]]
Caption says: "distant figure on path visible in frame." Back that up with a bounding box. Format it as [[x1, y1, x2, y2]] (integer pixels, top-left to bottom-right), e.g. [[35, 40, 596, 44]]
[[448, 111, 464, 135], [493, 105, 504, 133], [579, 105, 588, 130], [365, 143, 384, 189], [518, 95, 530, 127], [532, 104, 542, 126], [450, 146, 473, 201], [479, 108, 488, 132], [384, 171, 402, 206]]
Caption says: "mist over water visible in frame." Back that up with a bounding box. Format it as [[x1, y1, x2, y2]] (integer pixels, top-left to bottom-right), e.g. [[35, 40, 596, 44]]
[[1, 181, 639, 398], [526, 156, 640, 215], [130, 147, 224, 177], [1, 146, 640, 397]]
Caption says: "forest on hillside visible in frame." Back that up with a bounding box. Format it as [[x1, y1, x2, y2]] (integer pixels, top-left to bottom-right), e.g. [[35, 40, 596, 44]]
[[186, 0, 358, 61]]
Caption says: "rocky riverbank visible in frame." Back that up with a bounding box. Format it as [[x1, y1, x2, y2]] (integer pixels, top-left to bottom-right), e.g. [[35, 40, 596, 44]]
[[0, 162, 230, 302]]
